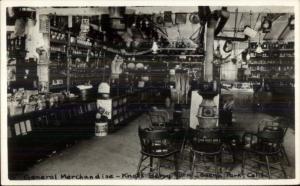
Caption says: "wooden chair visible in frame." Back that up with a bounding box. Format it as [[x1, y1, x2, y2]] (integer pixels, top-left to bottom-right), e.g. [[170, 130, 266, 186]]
[[148, 108, 170, 129], [258, 120, 290, 166], [137, 127, 180, 179], [241, 128, 287, 179], [189, 127, 223, 179]]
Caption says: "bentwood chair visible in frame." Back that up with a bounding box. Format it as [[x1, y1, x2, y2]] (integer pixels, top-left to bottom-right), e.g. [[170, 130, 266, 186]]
[[241, 127, 287, 179], [258, 120, 290, 166], [136, 126, 180, 179], [189, 127, 223, 179], [148, 107, 170, 129]]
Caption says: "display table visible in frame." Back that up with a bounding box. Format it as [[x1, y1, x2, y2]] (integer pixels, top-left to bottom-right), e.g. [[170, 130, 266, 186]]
[[7, 99, 97, 173]]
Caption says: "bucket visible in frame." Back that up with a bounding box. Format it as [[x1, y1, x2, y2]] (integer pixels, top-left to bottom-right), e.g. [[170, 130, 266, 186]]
[[95, 122, 108, 137]]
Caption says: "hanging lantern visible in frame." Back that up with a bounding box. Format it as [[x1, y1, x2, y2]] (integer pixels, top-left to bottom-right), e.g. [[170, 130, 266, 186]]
[[151, 41, 159, 54], [255, 32, 263, 54], [255, 43, 263, 54], [246, 53, 251, 61]]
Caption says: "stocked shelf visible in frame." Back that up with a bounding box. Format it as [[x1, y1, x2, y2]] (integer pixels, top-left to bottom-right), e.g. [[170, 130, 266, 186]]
[[50, 39, 68, 45]]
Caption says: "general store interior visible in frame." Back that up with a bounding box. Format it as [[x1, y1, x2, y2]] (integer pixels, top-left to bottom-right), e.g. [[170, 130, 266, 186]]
[[6, 6, 295, 180]]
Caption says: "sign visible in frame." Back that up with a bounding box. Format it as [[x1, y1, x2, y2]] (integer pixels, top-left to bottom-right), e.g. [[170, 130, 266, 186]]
[[97, 99, 112, 119]]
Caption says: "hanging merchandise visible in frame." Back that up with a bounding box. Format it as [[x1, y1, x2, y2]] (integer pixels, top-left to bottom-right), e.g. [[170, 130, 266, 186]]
[[261, 16, 272, 33], [156, 14, 164, 26], [14, 18, 26, 37], [25, 17, 45, 61], [223, 40, 233, 53], [243, 26, 257, 38], [111, 55, 124, 79], [175, 13, 187, 24], [189, 13, 200, 24], [79, 17, 90, 39], [289, 15, 294, 30], [164, 11, 173, 26], [175, 69, 190, 104]]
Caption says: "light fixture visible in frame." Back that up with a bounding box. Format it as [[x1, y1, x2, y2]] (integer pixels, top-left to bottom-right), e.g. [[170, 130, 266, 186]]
[[261, 16, 272, 33], [151, 41, 159, 54], [255, 43, 263, 54], [289, 15, 294, 30], [255, 32, 263, 54], [246, 53, 251, 61]]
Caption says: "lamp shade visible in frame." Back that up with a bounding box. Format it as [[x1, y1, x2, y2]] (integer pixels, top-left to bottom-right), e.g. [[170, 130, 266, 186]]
[[151, 41, 159, 54], [255, 44, 263, 54]]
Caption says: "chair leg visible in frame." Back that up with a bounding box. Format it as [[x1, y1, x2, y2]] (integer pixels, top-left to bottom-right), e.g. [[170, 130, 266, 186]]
[[219, 152, 223, 177], [180, 137, 186, 154], [136, 154, 144, 175], [214, 155, 218, 179], [157, 158, 161, 178], [265, 155, 271, 179], [279, 159, 288, 178], [241, 151, 246, 178], [174, 153, 179, 179], [257, 162, 262, 176], [281, 145, 290, 166], [190, 152, 196, 179], [189, 151, 193, 170], [150, 157, 153, 173]]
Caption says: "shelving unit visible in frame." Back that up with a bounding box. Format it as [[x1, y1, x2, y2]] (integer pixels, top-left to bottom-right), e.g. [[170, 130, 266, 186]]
[[7, 34, 39, 90], [49, 17, 105, 91], [248, 41, 294, 81], [97, 90, 147, 132]]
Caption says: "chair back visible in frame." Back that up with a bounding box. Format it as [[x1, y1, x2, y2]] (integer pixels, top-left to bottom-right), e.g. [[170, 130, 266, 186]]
[[258, 118, 288, 137], [148, 108, 170, 128], [256, 128, 284, 153], [189, 127, 221, 146], [138, 126, 172, 154]]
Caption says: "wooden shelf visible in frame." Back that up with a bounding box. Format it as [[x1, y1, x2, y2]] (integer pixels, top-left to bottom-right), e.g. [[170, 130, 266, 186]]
[[71, 43, 91, 49], [50, 39, 67, 45], [158, 48, 197, 51], [134, 54, 204, 58]]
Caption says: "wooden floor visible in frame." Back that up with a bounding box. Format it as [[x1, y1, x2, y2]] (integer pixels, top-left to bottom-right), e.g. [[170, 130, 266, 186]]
[[15, 110, 295, 180]]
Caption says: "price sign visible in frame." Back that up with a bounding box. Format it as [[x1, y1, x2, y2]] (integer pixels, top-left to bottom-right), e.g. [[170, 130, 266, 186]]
[[97, 99, 112, 119]]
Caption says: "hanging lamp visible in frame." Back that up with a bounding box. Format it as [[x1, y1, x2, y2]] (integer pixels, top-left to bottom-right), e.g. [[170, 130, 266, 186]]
[[255, 31, 263, 54], [151, 41, 159, 54]]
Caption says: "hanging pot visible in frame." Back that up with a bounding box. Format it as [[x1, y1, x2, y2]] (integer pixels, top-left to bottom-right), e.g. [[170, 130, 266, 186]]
[[189, 13, 200, 24]]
